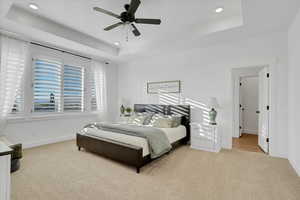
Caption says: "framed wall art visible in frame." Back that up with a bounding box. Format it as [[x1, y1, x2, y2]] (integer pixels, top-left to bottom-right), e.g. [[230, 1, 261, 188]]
[[147, 80, 181, 94]]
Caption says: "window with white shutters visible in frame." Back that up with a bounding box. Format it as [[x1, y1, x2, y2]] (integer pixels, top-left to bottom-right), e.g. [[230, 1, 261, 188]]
[[63, 65, 84, 112], [33, 59, 62, 112]]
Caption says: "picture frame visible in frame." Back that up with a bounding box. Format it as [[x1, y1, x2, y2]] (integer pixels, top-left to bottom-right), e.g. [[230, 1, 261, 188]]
[[147, 80, 181, 94]]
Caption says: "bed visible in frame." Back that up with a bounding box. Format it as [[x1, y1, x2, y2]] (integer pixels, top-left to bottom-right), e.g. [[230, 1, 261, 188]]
[[76, 104, 190, 173]]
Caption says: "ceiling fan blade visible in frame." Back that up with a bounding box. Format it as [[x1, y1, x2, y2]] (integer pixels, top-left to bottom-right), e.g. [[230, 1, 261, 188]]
[[128, 0, 141, 15], [104, 22, 124, 31], [131, 24, 141, 37], [135, 18, 161, 25], [93, 7, 120, 19]]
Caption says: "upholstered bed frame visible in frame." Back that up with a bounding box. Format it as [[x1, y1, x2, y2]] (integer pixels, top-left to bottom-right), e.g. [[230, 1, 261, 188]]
[[76, 104, 190, 173]]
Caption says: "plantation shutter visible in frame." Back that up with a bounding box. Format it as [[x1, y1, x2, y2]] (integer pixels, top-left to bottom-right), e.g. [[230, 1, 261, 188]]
[[63, 65, 84, 111], [11, 87, 24, 113], [33, 59, 62, 112], [90, 74, 97, 111]]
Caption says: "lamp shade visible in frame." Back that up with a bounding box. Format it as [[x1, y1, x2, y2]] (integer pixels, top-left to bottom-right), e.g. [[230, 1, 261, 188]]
[[207, 97, 220, 109]]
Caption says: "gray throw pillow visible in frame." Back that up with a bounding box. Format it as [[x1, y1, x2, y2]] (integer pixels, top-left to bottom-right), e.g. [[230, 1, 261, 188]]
[[127, 113, 147, 125], [171, 114, 182, 127], [141, 112, 155, 125]]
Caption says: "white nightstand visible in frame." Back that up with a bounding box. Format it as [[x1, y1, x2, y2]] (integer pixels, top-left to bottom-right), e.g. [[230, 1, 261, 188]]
[[190, 123, 221, 153]]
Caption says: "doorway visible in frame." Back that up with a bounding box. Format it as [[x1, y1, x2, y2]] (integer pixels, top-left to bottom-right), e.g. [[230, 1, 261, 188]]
[[232, 66, 270, 154]]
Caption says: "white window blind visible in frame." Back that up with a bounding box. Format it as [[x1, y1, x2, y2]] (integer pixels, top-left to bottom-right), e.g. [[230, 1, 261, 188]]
[[11, 87, 24, 113], [63, 65, 84, 112], [33, 59, 62, 112], [90, 82, 97, 111]]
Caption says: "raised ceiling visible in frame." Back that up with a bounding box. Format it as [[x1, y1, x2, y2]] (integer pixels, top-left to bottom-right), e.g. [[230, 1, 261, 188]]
[[0, 0, 300, 63]]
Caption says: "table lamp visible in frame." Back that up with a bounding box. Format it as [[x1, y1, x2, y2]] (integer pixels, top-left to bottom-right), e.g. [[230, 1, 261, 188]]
[[208, 97, 220, 125]]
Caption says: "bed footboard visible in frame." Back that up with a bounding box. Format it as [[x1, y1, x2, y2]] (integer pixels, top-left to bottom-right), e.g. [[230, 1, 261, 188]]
[[76, 134, 150, 173]]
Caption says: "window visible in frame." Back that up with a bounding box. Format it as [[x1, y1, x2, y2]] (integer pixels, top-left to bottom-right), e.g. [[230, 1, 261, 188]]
[[7, 45, 108, 118], [33, 59, 62, 112], [63, 65, 84, 112], [32, 58, 85, 113]]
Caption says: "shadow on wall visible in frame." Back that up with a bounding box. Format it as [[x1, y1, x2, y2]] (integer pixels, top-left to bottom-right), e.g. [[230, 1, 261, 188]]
[[158, 92, 210, 124], [159, 92, 216, 142]]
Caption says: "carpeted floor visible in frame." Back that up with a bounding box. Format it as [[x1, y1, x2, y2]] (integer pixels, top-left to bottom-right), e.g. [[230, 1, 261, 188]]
[[11, 140, 300, 200]]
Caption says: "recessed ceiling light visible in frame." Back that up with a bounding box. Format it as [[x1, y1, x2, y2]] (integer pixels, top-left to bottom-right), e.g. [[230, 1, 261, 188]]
[[215, 7, 224, 13], [114, 42, 120, 46], [29, 3, 39, 10]]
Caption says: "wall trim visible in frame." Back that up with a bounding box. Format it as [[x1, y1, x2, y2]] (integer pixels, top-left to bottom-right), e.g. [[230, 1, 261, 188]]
[[289, 158, 300, 177], [23, 135, 76, 149], [242, 129, 258, 135]]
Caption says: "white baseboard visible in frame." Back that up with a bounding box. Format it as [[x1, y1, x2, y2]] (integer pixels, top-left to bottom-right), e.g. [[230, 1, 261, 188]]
[[23, 135, 76, 149], [242, 129, 258, 135], [289, 158, 300, 177]]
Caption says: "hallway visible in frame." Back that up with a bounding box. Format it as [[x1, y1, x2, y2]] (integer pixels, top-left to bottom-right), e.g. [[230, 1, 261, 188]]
[[233, 134, 264, 153]]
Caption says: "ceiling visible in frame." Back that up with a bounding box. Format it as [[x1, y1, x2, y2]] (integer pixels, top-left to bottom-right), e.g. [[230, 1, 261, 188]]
[[0, 0, 300, 64]]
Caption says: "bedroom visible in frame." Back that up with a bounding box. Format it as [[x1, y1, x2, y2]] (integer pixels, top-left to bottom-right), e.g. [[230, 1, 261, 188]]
[[0, 0, 299, 200]]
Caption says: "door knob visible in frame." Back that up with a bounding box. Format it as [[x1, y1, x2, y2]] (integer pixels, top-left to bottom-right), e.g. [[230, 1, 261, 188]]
[[256, 111, 260, 114]]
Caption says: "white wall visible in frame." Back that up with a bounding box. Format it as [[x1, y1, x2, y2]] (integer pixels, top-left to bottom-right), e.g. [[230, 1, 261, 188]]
[[4, 115, 97, 148], [288, 8, 300, 176], [240, 76, 259, 134], [3, 64, 118, 148], [118, 31, 289, 158]]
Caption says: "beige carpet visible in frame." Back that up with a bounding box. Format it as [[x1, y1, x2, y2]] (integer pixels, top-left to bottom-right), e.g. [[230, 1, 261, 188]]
[[11, 140, 300, 200]]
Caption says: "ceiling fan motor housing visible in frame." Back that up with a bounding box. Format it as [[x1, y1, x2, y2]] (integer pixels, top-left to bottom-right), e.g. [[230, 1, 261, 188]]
[[120, 11, 135, 23]]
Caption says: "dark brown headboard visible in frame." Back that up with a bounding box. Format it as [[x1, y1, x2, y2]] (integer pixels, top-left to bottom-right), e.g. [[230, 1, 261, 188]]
[[134, 104, 191, 142]]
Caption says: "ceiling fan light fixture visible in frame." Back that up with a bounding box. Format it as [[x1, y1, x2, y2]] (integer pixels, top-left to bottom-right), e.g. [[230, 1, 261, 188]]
[[215, 7, 224, 13], [94, 0, 161, 37], [29, 3, 39, 10]]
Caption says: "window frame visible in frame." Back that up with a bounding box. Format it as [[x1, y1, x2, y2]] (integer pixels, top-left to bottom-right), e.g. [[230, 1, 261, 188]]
[[8, 45, 95, 121]]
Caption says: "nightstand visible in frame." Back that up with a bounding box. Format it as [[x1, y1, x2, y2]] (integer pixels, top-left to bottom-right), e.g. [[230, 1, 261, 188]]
[[190, 123, 221, 152]]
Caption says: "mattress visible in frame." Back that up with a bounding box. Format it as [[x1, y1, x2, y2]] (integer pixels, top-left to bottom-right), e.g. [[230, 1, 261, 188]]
[[81, 125, 186, 157]]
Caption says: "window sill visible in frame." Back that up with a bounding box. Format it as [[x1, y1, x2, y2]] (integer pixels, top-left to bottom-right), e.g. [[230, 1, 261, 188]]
[[7, 112, 99, 124]]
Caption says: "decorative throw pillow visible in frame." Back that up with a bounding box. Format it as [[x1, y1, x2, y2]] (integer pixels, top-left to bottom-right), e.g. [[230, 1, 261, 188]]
[[171, 114, 182, 127], [127, 113, 147, 126], [148, 113, 164, 126], [153, 118, 173, 128]]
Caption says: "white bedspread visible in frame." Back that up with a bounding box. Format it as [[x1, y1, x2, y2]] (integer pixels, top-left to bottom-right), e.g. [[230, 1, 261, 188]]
[[81, 125, 186, 157]]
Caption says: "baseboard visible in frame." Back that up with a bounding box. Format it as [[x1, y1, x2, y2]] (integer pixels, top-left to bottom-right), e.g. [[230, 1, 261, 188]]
[[23, 135, 76, 149], [241, 129, 258, 135], [289, 158, 300, 177]]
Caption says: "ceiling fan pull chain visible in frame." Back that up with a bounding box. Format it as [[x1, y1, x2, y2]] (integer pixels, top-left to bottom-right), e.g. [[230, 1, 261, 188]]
[[126, 24, 129, 42]]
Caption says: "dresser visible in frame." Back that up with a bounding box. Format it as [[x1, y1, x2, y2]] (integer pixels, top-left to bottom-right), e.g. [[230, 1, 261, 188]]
[[0, 141, 12, 200], [190, 123, 221, 152]]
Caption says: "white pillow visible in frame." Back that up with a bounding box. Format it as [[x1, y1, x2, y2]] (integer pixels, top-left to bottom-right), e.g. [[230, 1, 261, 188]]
[[153, 118, 173, 128], [149, 114, 182, 128]]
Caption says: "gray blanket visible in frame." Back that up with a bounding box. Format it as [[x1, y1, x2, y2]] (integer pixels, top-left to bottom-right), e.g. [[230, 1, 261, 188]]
[[84, 122, 172, 159]]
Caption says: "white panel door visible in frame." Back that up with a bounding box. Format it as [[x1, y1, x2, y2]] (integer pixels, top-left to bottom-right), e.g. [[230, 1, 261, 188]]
[[258, 67, 270, 153], [239, 79, 243, 137]]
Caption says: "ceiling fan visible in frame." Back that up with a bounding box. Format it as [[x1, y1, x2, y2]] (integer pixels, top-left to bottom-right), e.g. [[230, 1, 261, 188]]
[[93, 0, 161, 37]]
